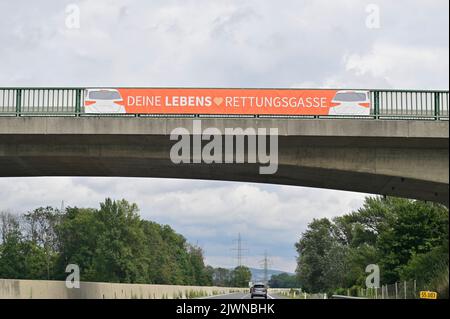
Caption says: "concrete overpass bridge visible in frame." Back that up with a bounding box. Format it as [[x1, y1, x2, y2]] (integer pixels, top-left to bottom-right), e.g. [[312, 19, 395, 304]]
[[0, 88, 448, 206]]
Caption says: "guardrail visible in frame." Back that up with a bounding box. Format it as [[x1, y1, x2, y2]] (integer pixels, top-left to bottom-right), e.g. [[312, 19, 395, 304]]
[[0, 88, 448, 120], [330, 295, 368, 299], [370, 90, 448, 120], [0, 88, 83, 115]]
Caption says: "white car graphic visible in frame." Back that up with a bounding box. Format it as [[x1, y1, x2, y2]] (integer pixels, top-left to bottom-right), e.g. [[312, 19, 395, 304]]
[[328, 90, 371, 116], [84, 89, 126, 114]]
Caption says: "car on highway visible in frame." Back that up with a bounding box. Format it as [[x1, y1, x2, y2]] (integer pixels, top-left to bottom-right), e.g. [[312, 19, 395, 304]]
[[250, 283, 268, 299], [84, 89, 126, 114], [328, 90, 371, 115]]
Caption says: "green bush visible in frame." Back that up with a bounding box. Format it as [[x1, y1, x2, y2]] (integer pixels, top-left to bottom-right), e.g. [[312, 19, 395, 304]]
[[400, 243, 449, 297]]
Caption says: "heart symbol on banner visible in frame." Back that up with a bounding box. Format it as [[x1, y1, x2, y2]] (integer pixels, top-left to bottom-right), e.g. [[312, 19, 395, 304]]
[[213, 97, 224, 106]]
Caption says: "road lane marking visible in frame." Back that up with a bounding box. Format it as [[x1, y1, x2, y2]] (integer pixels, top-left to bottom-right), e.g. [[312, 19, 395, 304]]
[[198, 292, 245, 299]]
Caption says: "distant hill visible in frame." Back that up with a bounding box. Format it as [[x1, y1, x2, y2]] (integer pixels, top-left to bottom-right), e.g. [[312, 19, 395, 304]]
[[248, 268, 294, 282]]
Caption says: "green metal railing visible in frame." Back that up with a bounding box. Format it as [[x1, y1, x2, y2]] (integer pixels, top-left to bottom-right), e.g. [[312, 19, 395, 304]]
[[0, 88, 448, 120], [370, 90, 448, 119], [0, 88, 84, 115]]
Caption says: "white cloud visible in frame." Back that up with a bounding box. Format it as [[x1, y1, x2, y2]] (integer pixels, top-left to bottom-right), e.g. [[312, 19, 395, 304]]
[[1, 0, 447, 88], [342, 43, 449, 89]]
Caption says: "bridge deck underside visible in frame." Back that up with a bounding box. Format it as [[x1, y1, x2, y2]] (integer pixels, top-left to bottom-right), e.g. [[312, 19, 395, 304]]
[[0, 133, 448, 206]]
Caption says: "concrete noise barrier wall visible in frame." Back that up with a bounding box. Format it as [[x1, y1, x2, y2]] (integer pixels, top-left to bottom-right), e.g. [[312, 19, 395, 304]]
[[0, 279, 246, 299]]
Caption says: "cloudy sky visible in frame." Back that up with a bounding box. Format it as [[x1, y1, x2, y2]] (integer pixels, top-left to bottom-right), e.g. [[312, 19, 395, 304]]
[[0, 0, 448, 272]]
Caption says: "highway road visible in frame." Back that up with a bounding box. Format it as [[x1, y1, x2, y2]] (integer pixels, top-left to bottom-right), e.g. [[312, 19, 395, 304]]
[[202, 292, 287, 299]]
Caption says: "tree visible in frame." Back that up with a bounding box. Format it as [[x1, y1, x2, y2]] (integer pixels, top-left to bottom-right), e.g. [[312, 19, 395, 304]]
[[54, 199, 213, 286], [188, 245, 212, 286], [295, 218, 335, 292], [231, 266, 252, 287], [23, 207, 61, 279], [400, 243, 449, 297], [268, 273, 299, 288], [0, 212, 26, 278], [210, 267, 232, 287], [91, 199, 148, 283], [0, 211, 52, 280], [55, 207, 102, 281], [295, 197, 449, 295], [377, 200, 448, 283], [321, 242, 350, 290], [0, 212, 21, 244]]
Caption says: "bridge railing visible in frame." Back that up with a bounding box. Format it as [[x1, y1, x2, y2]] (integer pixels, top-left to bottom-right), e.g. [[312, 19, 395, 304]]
[[0, 88, 83, 115], [0, 88, 448, 120], [371, 90, 448, 119]]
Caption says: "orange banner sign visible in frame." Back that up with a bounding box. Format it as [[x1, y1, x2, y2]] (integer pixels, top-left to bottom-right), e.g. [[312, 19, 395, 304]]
[[84, 88, 371, 116]]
